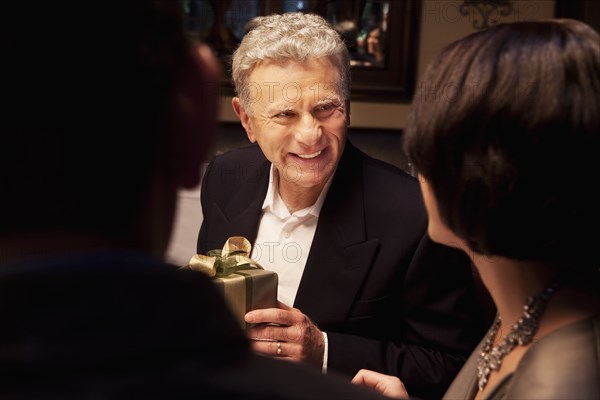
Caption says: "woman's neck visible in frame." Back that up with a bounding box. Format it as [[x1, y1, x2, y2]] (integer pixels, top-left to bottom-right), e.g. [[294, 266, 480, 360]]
[[471, 252, 600, 335], [470, 253, 560, 332]]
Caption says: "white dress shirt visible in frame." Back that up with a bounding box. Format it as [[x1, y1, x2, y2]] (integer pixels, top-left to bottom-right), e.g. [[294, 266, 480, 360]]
[[250, 164, 333, 372]]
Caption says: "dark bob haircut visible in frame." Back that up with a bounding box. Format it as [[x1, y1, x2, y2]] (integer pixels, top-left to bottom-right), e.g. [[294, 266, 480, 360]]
[[404, 19, 600, 268]]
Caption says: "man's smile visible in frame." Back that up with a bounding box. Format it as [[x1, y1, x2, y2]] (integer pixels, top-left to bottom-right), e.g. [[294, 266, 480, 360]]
[[295, 150, 323, 159]]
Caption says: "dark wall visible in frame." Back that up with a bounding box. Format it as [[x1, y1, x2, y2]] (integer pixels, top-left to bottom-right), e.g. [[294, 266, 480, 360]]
[[556, 0, 600, 33]]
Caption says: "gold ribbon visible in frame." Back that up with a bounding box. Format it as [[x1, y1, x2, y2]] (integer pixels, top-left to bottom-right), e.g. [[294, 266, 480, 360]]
[[184, 236, 263, 277]]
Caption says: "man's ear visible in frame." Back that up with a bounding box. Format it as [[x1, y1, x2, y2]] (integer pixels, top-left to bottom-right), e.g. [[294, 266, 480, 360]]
[[345, 99, 351, 127], [232, 97, 256, 143], [168, 45, 220, 189]]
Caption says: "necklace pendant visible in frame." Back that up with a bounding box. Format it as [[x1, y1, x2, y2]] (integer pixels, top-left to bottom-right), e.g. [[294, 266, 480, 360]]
[[488, 351, 501, 369], [478, 376, 487, 391]]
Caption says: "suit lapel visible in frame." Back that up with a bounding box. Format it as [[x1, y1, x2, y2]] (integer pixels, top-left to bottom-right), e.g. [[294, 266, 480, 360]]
[[207, 153, 270, 249], [294, 143, 380, 328]]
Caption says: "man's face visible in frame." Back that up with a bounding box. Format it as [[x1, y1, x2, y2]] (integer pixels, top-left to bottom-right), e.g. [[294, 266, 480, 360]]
[[235, 58, 348, 195]]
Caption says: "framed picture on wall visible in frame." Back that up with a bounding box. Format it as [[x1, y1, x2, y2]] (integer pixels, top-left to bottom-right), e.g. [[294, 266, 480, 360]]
[[184, 0, 422, 102]]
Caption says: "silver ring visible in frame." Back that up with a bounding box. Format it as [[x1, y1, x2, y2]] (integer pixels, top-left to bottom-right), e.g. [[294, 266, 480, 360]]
[[276, 341, 282, 355]]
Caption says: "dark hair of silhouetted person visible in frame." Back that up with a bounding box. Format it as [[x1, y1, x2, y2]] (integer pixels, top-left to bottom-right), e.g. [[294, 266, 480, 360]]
[[1, 1, 194, 239]]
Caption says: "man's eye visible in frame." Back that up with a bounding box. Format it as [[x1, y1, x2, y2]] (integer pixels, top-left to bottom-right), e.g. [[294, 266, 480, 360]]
[[275, 111, 294, 118], [314, 103, 339, 117], [317, 104, 335, 111]]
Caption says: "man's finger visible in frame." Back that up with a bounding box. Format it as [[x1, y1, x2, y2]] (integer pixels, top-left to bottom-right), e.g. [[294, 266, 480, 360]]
[[249, 339, 301, 361], [245, 308, 295, 325], [246, 323, 304, 342]]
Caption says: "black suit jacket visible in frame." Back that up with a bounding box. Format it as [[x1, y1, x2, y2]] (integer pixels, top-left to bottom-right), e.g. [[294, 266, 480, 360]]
[[199, 142, 491, 399], [0, 251, 386, 400]]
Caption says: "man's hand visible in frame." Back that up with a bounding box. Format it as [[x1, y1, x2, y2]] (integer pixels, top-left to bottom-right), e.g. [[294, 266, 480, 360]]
[[352, 369, 409, 399], [245, 302, 325, 367]]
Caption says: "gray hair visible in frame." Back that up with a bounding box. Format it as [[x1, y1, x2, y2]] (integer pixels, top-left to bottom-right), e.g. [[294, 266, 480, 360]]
[[231, 12, 351, 114]]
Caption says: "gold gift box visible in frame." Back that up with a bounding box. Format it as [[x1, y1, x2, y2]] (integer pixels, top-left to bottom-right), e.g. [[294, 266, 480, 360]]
[[183, 236, 278, 329], [212, 268, 278, 329]]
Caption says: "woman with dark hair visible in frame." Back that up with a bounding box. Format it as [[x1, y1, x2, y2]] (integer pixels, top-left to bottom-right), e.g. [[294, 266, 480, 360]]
[[352, 19, 600, 399], [356, 24, 385, 66]]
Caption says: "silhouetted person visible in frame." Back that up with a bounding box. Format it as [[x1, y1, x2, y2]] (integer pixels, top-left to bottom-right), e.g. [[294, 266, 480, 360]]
[[0, 2, 387, 398]]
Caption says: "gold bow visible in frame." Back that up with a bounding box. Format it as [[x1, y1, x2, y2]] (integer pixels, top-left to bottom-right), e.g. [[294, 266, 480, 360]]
[[184, 236, 262, 277]]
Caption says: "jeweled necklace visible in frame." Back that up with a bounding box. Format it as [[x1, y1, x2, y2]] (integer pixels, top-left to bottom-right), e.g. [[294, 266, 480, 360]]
[[477, 277, 561, 391]]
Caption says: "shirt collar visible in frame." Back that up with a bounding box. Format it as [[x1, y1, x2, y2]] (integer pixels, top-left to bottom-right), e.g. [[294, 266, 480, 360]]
[[261, 164, 334, 219]]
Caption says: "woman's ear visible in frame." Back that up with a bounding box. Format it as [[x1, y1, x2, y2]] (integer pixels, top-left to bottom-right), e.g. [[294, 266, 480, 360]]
[[232, 97, 256, 143]]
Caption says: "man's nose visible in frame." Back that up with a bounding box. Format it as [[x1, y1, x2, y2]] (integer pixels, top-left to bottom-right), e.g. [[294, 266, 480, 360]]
[[294, 113, 322, 146]]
